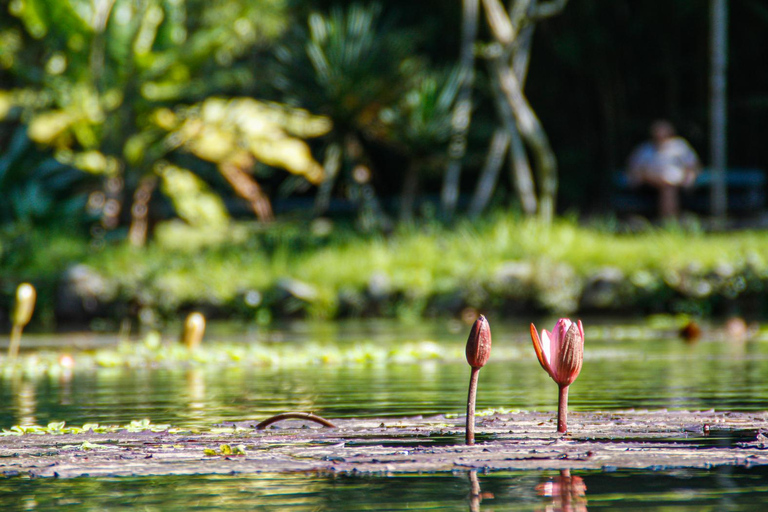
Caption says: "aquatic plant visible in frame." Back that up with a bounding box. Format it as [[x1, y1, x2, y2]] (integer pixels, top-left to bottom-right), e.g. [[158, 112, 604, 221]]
[[1, 419, 175, 436], [182, 312, 206, 350], [465, 315, 492, 445], [8, 282, 36, 360], [530, 318, 584, 433], [204, 444, 247, 457]]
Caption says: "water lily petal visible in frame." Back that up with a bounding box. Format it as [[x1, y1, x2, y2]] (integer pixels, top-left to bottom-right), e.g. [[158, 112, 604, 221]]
[[554, 320, 584, 387], [530, 323, 553, 376]]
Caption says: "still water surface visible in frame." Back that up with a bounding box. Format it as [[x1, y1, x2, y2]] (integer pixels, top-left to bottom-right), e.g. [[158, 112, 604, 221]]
[[2, 467, 767, 510], [1, 319, 767, 428], [1, 319, 767, 510]]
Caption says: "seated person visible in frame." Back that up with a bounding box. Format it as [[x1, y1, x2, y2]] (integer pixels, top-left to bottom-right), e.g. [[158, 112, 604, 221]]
[[627, 120, 701, 219]]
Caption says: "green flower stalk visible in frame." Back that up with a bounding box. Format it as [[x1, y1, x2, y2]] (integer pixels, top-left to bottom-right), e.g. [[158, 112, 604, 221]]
[[465, 315, 492, 445], [8, 283, 36, 360], [530, 318, 584, 433]]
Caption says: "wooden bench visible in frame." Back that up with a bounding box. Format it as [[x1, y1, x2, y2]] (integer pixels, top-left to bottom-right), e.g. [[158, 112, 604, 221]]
[[611, 168, 766, 215]]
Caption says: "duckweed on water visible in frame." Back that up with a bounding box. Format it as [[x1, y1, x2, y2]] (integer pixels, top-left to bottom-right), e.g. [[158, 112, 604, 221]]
[[1, 419, 175, 436], [204, 444, 247, 457], [0, 335, 527, 376]]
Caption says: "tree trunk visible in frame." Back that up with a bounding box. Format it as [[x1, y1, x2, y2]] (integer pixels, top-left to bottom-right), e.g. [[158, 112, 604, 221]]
[[468, 128, 509, 218], [710, 0, 728, 220], [127, 175, 157, 247], [487, 56, 537, 215], [441, 0, 480, 219], [482, 0, 568, 224], [314, 142, 342, 216], [508, 125, 538, 215], [508, 14, 538, 215], [489, 56, 558, 224]]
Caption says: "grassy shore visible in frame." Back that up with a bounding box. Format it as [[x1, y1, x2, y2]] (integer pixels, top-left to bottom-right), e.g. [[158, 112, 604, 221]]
[[3, 214, 768, 327]]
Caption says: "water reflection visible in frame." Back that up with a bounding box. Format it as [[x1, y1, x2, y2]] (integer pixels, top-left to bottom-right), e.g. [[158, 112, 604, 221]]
[[1, 320, 768, 428], [185, 368, 207, 422], [12, 376, 37, 426], [535, 470, 587, 512], [468, 471, 494, 512], [1, 467, 767, 510]]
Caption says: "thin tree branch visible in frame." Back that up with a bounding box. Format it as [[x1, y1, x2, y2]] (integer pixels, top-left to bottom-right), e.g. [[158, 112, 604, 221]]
[[441, 0, 480, 218], [489, 56, 558, 223], [486, 57, 538, 215], [509, 0, 533, 31], [508, 123, 538, 214], [468, 127, 510, 218], [481, 0, 516, 46], [531, 0, 569, 21], [219, 153, 274, 222]]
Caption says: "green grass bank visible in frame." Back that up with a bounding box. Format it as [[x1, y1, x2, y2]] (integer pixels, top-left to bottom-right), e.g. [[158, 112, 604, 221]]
[[2, 214, 768, 329]]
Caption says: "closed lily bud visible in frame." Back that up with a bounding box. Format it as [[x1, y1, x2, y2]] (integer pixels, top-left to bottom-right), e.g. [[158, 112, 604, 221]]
[[465, 315, 492, 445], [466, 315, 492, 369], [182, 312, 206, 350], [530, 318, 584, 387], [12, 283, 36, 328], [9, 283, 36, 360]]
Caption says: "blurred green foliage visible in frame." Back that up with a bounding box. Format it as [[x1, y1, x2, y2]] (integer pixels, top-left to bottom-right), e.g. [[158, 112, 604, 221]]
[[3, 0, 764, 232], [1, 0, 768, 327], [0, 0, 329, 239]]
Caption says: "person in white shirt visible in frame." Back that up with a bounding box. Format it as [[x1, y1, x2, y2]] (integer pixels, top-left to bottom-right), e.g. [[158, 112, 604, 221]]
[[627, 120, 701, 219]]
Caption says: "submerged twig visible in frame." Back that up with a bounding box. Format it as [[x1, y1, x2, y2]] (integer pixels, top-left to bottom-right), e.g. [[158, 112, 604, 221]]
[[255, 412, 337, 430]]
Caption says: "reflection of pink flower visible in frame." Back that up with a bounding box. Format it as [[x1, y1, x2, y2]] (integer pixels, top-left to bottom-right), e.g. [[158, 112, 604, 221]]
[[535, 470, 588, 512], [530, 318, 584, 387], [530, 319, 584, 433], [59, 354, 75, 369]]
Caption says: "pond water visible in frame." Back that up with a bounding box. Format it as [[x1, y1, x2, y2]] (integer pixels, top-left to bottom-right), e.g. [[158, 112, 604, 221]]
[[1, 318, 768, 510], [2, 318, 767, 429], [2, 466, 768, 510]]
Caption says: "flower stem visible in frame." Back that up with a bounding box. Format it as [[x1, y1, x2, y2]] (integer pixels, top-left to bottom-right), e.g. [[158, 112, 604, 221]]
[[466, 366, 480, 445], [557, 385, 569, 433], [8, 324, 23, 360]]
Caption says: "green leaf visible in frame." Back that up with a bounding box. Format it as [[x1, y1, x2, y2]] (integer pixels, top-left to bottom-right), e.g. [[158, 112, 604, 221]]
[[80, 441, 100, 451]]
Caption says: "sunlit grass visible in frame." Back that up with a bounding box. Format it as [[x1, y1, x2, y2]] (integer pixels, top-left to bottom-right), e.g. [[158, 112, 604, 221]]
[[4, 213, 768, 320]]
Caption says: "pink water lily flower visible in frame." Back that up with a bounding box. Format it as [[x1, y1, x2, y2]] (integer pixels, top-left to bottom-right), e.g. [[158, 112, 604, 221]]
[[530, 318, 584, 387], [530, 318, 585, 433]]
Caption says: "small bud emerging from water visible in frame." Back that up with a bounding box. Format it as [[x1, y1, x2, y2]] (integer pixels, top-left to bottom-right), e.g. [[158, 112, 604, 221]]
[[8, 283, 36, 360], [182, 312, 206, 350], [465, 315, 492, 445], [465, 315, 492, 369], [12, 283, 36, 328], [530, 318, 584, 433]]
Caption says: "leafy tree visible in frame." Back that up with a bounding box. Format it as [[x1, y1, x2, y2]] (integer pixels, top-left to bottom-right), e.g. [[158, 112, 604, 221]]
[[0, 0, 329, 245], [274, 2, 415, 228], [379, 67, 460, 221]]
